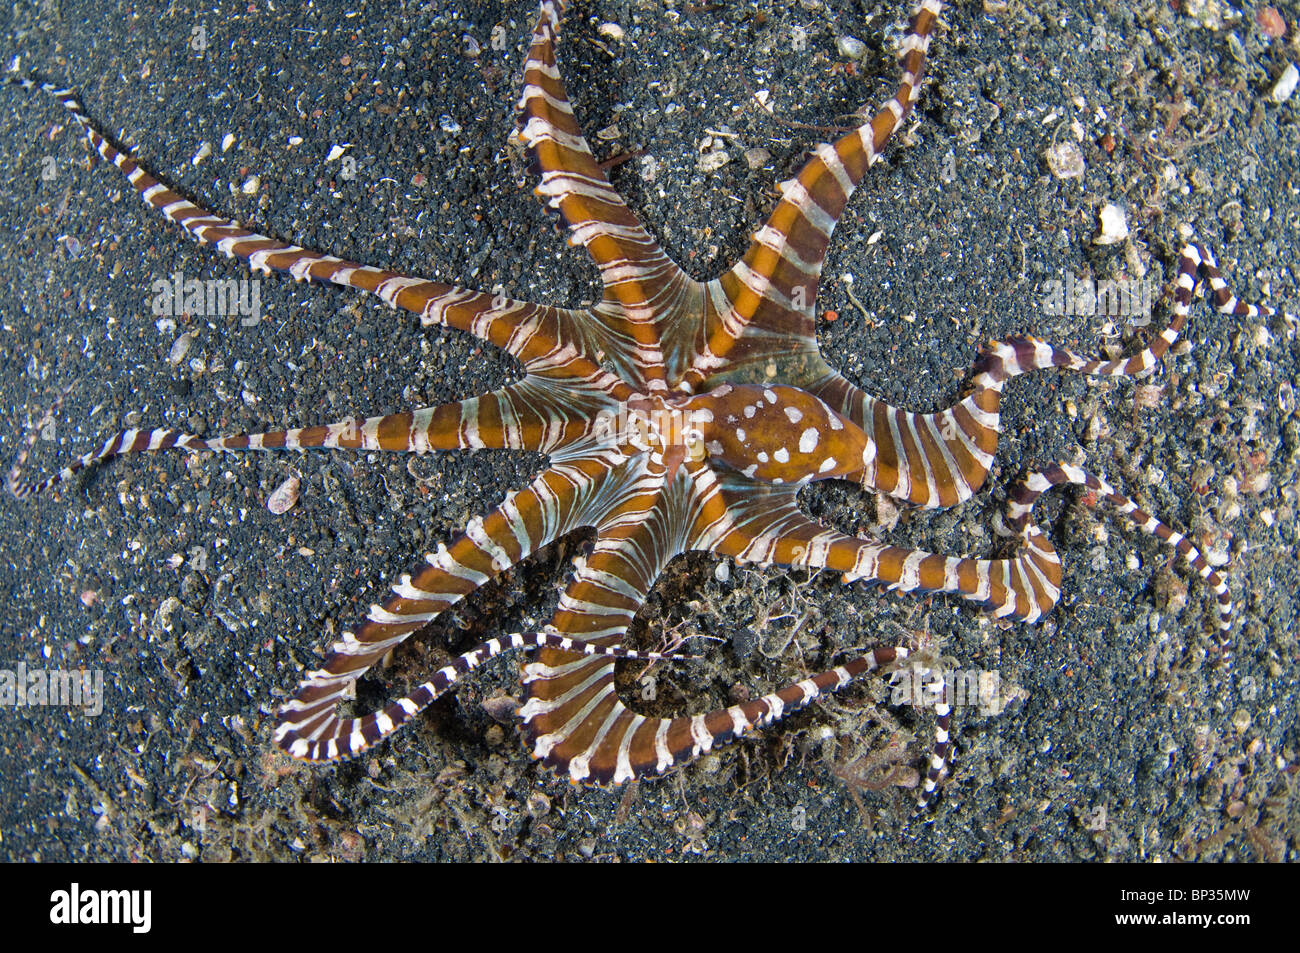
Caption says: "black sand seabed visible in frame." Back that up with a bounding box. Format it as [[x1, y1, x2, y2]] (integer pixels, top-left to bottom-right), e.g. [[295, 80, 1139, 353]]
[[0, 0, 1295, 862]]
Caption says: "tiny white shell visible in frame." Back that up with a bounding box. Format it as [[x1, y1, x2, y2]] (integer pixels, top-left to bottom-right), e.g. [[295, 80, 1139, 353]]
[[1094, 203, 1129, 245], [837, 35, 866, 59], [168, 331, 194, 365], [1270, 63, 1298, 105], [267, 475, 301, 515], [1043, 141, 1084, 179]]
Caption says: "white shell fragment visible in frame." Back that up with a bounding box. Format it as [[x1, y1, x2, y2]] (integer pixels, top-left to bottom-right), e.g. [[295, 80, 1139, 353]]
[[267, 475, 301, 515], [1094, 203, 1129, 245], [697, 150, 731, 173], [190, 141, 212, 166], [1270, 63, 1298, 104], [325, 144, 350, 163], [1044, 140, 1085, 179], [168, 331, 195, 365], [837, 36, 867, 59]]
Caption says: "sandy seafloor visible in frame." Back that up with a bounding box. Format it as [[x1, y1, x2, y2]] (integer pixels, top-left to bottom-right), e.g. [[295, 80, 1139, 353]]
[[0, 0, 1296, 862]]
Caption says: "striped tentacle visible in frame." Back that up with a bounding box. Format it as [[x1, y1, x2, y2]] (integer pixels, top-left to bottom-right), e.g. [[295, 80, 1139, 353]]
[[685, 452, 1240, 798], [1006, 461, 1235, 633], [519, 458, 680, 782], [272, 633, 696, 764], [7, 377, 619, 499], [812, 242, 1275, 509], [520, 469, 922, 783], [691, 477, 956, 808], [889, 659, 954, 812], [525, 632, 911, 786], [700, 473, 1062, 623], [703, 453, 1232, 629], [521, 463, 942, 786], [691, 0, 944, 386], [5, 382, 74, 499], [276, 453, 624, 761], [511, 1, 691, 394], [918, 671, 953, 810], [5, 74, 612, 382], [687, 456, 1236, 806]]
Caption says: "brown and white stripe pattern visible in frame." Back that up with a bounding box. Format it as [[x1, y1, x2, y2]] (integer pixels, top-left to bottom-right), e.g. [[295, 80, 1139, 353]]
[[512, 453, 963, 788], [511, 0, 682, 394], [1005, 461, 1235, 632], [810, 241, 1275, 511], [691, 0, 944, 386], [518, 464, 946, 785], [274, 456, 623, 760], [1, 76, 619, 386], [9, 0, 1275, 811], [7, 374, 626, 499], [277, 630, 698, 763]]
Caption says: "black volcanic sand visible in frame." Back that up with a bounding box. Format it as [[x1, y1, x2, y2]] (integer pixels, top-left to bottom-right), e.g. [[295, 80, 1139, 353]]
[[0, 0, 1296, 861]]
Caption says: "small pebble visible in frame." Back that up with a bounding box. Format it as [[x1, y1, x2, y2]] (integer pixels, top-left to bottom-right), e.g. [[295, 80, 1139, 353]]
[[1044, 141, 1085, 179], [837, 35, 867, 59], [1269, 62, 1298, 104], [526, 792, 551, 818], [168, 332, 195, 365], [1094, 203, 1129, 245], [482, 694, 520, 723], [1256, 7, 1287, 39], [698, 150, 730, 173], [267, 475, 301, 514]]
